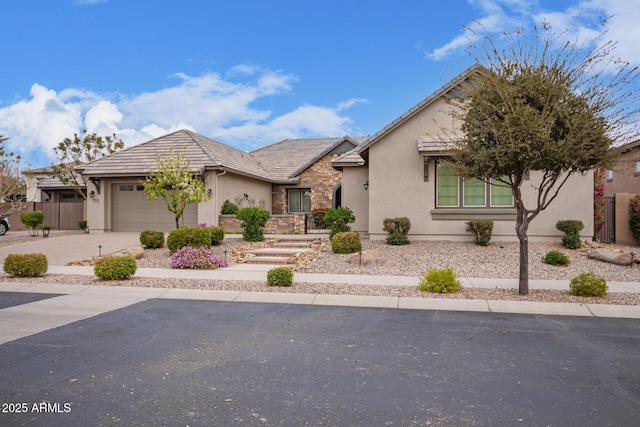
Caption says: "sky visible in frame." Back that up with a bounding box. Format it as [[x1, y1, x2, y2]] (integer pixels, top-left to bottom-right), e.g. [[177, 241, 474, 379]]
[[1, 0, 639, 168]]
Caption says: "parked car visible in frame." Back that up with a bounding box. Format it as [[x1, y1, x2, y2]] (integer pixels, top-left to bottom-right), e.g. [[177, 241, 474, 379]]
[[0, 216, 10, 235]]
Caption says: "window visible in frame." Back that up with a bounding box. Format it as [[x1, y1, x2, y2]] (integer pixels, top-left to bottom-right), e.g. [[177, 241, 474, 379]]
[[636, 162, 640, 174], [607, 169, 613, 180], [288, 189, 311, 213], [436, 161, 513, 208]]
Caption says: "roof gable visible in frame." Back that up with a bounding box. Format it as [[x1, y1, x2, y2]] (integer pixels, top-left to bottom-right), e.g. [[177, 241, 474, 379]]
[[355, 66, 479, 155], [77, 130, 273, 181]]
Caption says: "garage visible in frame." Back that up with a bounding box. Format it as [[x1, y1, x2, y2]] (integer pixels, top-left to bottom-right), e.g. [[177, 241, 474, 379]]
[[112, 183, 198, 231]]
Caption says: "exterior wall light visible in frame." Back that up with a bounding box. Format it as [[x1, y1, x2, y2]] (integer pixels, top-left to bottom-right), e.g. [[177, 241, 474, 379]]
[[363, 180, 369, 191]]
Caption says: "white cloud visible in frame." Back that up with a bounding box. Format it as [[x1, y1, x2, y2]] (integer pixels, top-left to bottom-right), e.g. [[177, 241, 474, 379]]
[[426, 0, 640, 67], [0, 67, 363, 165]]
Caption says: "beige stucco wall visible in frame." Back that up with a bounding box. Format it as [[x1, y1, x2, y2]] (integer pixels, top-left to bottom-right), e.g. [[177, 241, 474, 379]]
[[363, 97, 594, 242], [604, 149, 640, 197], [341, 165, 369, 232], [208, 171, 272, 225]]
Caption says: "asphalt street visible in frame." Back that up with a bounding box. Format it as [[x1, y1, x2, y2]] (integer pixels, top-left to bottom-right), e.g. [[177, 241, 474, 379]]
[[1, 298, 639, 426]]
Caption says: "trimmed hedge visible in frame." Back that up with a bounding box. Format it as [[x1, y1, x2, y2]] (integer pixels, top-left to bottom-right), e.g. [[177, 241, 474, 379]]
[[236, 206, 270, 242], [556, 220, 584, 249], [3, 253, 48, 277], [167, 227, 211, 253], [209, 226, 225, 245], [543, 250, 570, 266], [267, 266, 294, 287], [94, 256, 137, 280], [418, 267, 463, 293], [570, 272, 607, 297], [466, 220, 494, 246], [383, 217, 411, 245], [140, 229, 165, 249], [331, 231, 362, 254]]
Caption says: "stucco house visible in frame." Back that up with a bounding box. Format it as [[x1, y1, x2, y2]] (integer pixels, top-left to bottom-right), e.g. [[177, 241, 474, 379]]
[[22, 165, 85, 203], [604, 139, 640, 197], [75, 130, 361, 232], [333, 68, 594, 242]]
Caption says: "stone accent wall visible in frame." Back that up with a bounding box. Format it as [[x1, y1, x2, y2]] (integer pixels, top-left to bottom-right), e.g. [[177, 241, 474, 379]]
[[219, 214, 306, 234], [271, 152, 342, 214]]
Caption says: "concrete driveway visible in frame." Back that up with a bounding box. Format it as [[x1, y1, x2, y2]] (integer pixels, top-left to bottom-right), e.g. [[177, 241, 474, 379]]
[[0, 232, 141, 266]]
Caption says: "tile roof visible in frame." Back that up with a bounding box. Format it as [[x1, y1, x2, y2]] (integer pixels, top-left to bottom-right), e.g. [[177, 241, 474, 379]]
[[77, 130, 273, 181], [250, 136, 365, 181]]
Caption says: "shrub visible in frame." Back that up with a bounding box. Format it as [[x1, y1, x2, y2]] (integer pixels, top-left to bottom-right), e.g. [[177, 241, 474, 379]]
[[331, 231, 362, 254], [556, 220, 584, 249], [139, 229, 165, 249], [236, 206, 270, 242], [20, 211, 44, 236], [208, 226, 225, 245], [543, 250, 570, 266], [220, 199, 239, 215], [94, 256, 137, 280], [324, 207, 356, 239], [465, 220, 494, 246], [267, 266, 294, 287], [383, 217, 411, 245], [630, 195, 640, 241], [418, 267, 463, 293], [570, 272, 608, 297], [167, 227, 212, 253], [170, 246, 229, 269], [3, 253, 48, 277], [79, 220, 88, 230]]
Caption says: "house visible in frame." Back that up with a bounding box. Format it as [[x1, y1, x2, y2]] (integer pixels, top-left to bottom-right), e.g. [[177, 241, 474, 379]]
[[333, 68, 594, 242], [604, 139, 640, 197], [75, 130, 361, 232], [22, 165, 85, 203]]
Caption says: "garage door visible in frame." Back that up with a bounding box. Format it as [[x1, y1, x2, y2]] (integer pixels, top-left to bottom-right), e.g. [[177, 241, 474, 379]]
[[112, 184, 198, 231]]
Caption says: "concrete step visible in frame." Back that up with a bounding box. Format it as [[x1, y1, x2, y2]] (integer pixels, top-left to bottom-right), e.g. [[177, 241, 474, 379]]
[[246, 256, 292, 265], [271, 242, 312, 248], [245, 247, 313, 257]]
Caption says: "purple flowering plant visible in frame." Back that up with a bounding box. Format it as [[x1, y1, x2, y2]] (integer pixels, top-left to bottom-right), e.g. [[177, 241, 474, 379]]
[[170, 246, 229, 269]]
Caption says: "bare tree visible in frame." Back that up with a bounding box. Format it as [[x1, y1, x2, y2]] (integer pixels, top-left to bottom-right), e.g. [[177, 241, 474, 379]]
[[0, 135, 28, 217]]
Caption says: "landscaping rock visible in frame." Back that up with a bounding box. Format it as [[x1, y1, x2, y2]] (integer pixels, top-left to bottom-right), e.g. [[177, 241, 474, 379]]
[[348, 250, 380, 265], [364, 257, 397, 267], [588, 248, 638, 266]]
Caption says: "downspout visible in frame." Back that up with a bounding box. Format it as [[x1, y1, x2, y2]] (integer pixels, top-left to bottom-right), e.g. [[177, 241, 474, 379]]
[[214, 170, 227, 226]]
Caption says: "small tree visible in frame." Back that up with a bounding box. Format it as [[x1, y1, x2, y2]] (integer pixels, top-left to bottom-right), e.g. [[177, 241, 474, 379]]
[[443, 22, 638, 295], [236, 206, 270, 242], [324, 207, 356, 239], [143, 149, 209, 229], [0, 135, 28, 218], [53, 131, 124, 199]]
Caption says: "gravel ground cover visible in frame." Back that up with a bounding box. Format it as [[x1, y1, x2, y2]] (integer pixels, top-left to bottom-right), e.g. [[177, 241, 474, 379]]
[[1, 234, 639, 305]]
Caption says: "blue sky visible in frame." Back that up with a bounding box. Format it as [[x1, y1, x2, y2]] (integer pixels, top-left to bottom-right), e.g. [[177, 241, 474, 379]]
[[1, 0, 638, 168]]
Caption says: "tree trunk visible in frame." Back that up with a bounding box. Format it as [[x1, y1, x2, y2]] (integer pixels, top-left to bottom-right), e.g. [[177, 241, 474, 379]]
[[515, 207, 530, 295]]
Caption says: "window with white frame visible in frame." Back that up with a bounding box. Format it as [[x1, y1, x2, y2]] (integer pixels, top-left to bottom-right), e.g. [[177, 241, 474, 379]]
[[288, 189, 311, 213], [636, 161, 640, 174], [436, 161, 513, 208]]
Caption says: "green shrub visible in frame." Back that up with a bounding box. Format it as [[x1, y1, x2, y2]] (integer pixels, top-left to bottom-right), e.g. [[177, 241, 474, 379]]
[[167, 227, 212, 253], [267, 266, 294, 287], [570, 272, 608, 297], [543, 250, 570, 266], [3, 253, 48, 277], [331, 231, 362, 254], [79, 220, 88, 230], [324, 207, 356, 239], [139, 229, 165, 249], [20, 211, 44, 236], [208, 226, 225, 245], [220, 199, 239, 215], [466, 220, 494, 246], [94, 256, 137, 280], [236, 206, 270, 242], [556, 220, 584, 249], [383, 217, 411, 245], [630, 195, 640, 241], [418, 267, 463, 293]]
